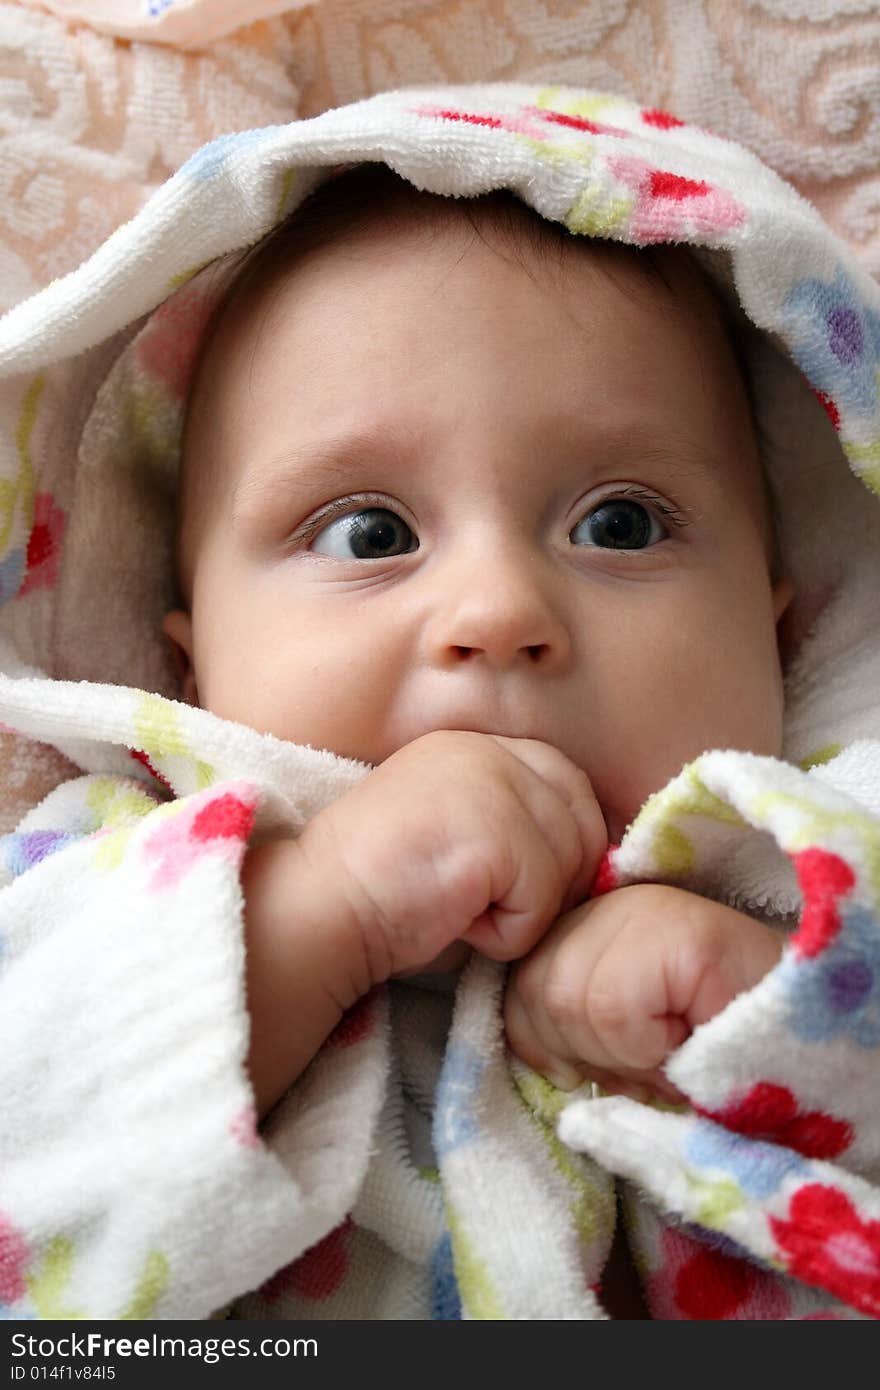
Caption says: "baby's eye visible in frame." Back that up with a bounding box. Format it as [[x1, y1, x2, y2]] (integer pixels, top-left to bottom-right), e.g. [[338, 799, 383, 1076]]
[[570, 497, 667, 550], [310, 506, 418, 559]]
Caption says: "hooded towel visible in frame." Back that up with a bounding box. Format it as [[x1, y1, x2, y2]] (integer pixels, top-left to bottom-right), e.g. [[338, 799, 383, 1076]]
[[1, 83, 880, 1320]]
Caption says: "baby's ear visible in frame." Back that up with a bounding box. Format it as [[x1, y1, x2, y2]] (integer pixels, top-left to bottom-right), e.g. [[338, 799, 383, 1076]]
[[162, 610, 199, 706]]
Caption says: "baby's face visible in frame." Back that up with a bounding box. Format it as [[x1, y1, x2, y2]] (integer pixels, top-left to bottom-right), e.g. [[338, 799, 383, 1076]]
[[166, 216, 792, 841]]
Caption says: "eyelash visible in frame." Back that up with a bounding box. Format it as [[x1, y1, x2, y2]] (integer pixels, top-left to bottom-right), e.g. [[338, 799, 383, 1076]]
[[292, 492, 404, 548], [292, 486, 692, 549], [603, 486, 691, 533]]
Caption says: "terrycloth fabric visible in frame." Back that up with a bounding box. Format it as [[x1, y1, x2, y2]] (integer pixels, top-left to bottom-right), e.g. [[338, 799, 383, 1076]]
[[14, 0, 310, 47], [7, 2, 880, 315], [1, 84, 880, 1320]]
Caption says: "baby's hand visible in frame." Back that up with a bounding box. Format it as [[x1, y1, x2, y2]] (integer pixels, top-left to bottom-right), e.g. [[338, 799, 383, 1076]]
[[243, 731, 605, 1116], [504, 884, 785, 1101], [296, 731, 607, 992]]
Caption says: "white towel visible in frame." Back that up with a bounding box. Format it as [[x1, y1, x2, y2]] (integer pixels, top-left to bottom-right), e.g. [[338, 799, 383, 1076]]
[[0, 83, 879, 1320]]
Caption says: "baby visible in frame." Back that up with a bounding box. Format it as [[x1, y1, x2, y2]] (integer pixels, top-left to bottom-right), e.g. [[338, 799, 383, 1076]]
[[162, 162, 793, 1119]]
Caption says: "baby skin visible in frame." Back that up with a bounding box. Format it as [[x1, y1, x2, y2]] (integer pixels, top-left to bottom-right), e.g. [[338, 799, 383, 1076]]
[[164, 191, 794, 1119]]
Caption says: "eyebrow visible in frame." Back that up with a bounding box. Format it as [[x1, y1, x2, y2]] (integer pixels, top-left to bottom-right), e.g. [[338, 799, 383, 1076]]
[[231, 422, 423, 526], [231, 417, 723, 526]]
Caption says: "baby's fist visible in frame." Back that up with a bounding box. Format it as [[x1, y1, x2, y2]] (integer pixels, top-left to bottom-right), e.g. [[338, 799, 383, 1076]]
[[504, 884, 785, 1100], [294, 730, 607, 992]]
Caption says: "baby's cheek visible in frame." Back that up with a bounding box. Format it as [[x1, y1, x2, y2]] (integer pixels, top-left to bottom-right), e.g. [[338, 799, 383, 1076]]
[[608, 614, 782, 820]]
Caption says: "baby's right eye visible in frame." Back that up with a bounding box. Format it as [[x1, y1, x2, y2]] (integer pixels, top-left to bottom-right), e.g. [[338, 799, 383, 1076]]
[[311, 506, 418, 560]]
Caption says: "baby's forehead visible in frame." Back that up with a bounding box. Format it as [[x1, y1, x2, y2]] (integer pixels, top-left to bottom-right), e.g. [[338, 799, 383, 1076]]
[[190, 203, 740, 435], [176, 181, 757, 593]]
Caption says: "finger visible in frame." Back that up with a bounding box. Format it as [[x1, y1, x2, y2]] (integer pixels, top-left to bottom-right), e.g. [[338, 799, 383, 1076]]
[[500, 900, 624, 1082], [585, 920, 691, 1071], [490, 737, 608, 904], [506, 973, 684, 1101], [463, 827, 572, 959], [504, 956, 583, 1082], [532, 900, 645, 1074], [664, 901, 786, 1029]]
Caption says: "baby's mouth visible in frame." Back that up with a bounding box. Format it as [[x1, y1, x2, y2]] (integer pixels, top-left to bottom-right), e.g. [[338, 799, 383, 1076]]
[[413, 710, 557, 745]]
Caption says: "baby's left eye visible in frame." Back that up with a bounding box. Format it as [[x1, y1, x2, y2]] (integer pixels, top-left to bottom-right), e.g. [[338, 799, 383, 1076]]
[[570, 498, 667, 550]]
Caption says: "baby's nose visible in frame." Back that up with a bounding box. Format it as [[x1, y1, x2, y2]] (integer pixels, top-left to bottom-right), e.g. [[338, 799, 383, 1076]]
[[424, 551, 573, 672]]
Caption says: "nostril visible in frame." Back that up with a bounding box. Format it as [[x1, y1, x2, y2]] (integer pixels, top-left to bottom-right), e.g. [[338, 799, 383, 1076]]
[[451, 644, 549, 662]]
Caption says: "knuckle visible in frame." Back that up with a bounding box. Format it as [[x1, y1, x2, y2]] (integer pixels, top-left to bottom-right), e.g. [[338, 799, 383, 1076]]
[[409, 728, 481, 763], [436, 839, 497, 915]]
